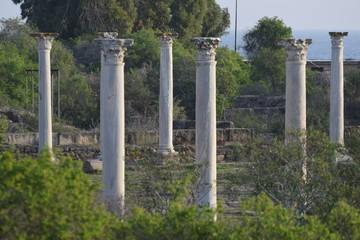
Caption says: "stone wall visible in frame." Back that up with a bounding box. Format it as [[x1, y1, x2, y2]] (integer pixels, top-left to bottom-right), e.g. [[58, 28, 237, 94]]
[[0, 128, 253, 162]]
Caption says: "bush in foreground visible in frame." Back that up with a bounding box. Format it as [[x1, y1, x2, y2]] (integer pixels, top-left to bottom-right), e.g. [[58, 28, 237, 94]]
[[1, 146, 359, 239]]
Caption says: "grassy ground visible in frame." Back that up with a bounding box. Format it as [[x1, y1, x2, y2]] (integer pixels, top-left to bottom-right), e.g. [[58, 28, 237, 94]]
[[87, 157, 255, 219]]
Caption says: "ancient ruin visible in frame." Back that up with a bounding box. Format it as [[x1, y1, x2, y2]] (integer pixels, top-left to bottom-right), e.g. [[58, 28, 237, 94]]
[[30, 33, 59, 152], [191, 37, 221, 208], [97, 33, 134, 217]]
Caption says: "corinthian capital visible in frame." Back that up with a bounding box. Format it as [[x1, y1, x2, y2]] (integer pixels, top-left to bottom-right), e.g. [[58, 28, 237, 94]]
[[30, 33, 59, 51], [98, 39, 134, 65], [97, 32, 119, 40], [329, 32, 348, 48], [278, 39, 312, 61], [191, 37, 221, 61], [158, 33, 178, 47]]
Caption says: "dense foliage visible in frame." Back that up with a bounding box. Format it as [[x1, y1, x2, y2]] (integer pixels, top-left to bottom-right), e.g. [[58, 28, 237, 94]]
[[242, 17, 292, 95], [12, 0, 230, 39], [0, 150, 118, 239], [1, 147, 359, 239], [233, 129, 360, 219]]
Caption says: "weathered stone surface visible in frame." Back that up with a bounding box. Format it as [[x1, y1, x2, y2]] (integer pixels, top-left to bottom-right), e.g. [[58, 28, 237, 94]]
[[158, 33, 177, 154], [279, 39, 312, 143], [32, 33, 58, 152], [192, 37, 221, 209], [329, 32, 348, 145]]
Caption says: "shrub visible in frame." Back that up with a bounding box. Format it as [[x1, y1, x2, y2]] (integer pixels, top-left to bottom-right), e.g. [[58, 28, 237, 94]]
[[233, 129, 360, 217], [0, 150, 117, 239]]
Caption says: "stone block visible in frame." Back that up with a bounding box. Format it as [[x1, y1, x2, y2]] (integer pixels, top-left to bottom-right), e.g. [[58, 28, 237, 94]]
[[174, 129, 195, 145], [6, 133, 38, 145], [75, 132, 99, 145], [58, 133, 76, 146]]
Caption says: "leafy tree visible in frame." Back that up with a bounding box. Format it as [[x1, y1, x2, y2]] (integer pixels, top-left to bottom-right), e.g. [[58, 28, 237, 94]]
[[169, 0, 206, 37], [216, 47, 250, 119], [243, 16, 292, 57], [0, 150, 118, 239], [13, 0, 230, 39], [133, 0, 172, 32], [242, 17, 292, 95], [201, 0, 230, 37], [249, 47, 286, 94], [345, 69, 360, 124], [60, 75, 99, 128], [12, 0, 137, 38], [234, 129, 360, 218]]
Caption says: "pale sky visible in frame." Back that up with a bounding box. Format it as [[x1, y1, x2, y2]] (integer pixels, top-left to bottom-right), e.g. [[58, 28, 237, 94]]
[[1, 0, 359, 30]]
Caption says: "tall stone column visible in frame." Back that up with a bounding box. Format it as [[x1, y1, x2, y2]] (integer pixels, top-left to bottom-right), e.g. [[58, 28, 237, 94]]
[[329, 32, 348, 145], [97, 37, 133, 217], [191, 37, 221, 208], [279, 39, 312, 144], [31, 33, 58, 152], [157, 33, 178, 155], [97, 32, 118, 159]]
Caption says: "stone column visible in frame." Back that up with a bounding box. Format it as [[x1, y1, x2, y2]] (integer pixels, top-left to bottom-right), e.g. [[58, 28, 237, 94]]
[[97, 37, 133, 217], [157, 33, 178, 155], [329, 32, 348, 145], [191, 37, 221, 208], [279, 39, 312, 144], [97, 32, 119, 160], [31, 33, 58, 152]]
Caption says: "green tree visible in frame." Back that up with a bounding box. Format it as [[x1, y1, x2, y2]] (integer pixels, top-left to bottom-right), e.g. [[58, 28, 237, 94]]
[[0, 150, 118, 239], [243, 16, 292, 57], [201, 0, 230, 37], [249, 47, 286, 94], [242, 17, 292, 94], [216, 47, 250, 119], [133, 0, 172, 32], [12, 0, 137, 38]]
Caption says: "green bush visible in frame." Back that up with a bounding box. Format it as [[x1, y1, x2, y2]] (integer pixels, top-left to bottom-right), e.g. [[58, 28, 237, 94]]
[[233, 129, 360, 218], [0, 150, 117, 239]]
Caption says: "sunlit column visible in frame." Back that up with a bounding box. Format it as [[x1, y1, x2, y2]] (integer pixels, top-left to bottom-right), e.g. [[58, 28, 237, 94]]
[[31, 33, 58, 152], [191, 37, 221, 208], [157, 33, 178, 155], [329, 32, 348, 145], [279, 39, 312, 144], [97, 36, 133, 217]]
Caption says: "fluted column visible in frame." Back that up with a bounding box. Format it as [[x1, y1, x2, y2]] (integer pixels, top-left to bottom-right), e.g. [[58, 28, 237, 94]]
[[97, 37, 133, 217], [279, 39, 312, 144], [329, 32, 348, 145], [191, 37, 221, 208], [157, 33, 178, 155], [31, 33, 58, 152]]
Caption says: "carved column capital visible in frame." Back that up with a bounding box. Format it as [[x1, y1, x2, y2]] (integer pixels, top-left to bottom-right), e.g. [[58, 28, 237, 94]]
[[191, 37, 221, 61], [329, 32, 348, 48], [97, 39, 134, 65], [30, 33, 59, 51], [158, 33, 178, 47], [97, 32, 118, 40], [278, 39, 312, 61]]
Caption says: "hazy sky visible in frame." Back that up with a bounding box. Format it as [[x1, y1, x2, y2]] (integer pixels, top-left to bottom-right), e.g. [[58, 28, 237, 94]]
[[1, 0, 359, 30]]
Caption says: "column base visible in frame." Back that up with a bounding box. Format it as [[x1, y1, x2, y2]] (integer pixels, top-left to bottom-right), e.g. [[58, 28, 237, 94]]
[[157, 147, 178, 156]]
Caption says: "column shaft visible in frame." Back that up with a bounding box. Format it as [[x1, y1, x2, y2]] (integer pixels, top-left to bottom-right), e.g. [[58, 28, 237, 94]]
[[158, 34, 177, 154], [98, 37, 133, 217], [329, 32, 348, 145], [31, 33, 58, 152], [191, 37, 221, 208], [279, 39, 312, 144]]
